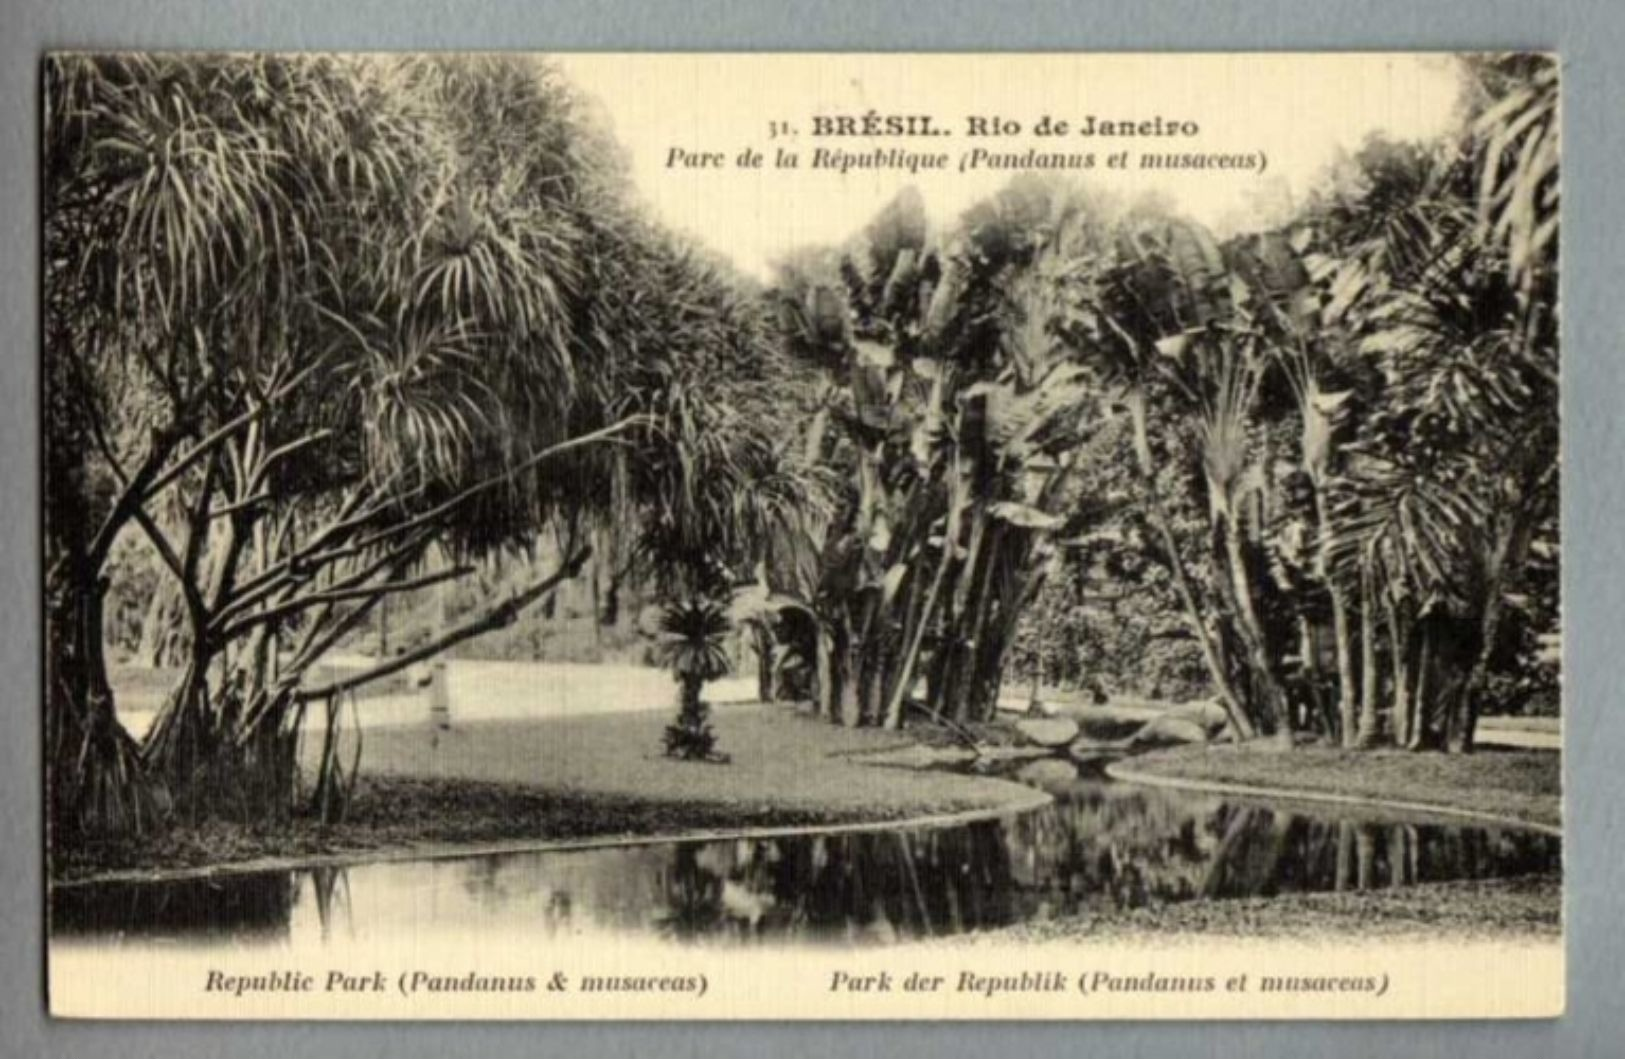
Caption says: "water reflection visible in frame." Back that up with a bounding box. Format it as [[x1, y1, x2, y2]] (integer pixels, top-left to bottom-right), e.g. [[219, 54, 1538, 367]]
[[52, 773, 1560, 948]]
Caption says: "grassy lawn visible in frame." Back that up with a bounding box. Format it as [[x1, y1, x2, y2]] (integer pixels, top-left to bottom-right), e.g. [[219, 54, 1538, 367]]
[[343, 701, 1047, 817], [57, 702, 1043, 882], [1121, 744, 1561, 829], [974, 875, 1561, 943]]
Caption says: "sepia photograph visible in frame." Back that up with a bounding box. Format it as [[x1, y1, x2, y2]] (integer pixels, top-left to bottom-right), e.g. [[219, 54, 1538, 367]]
[[40, 51, 1561, 1020]]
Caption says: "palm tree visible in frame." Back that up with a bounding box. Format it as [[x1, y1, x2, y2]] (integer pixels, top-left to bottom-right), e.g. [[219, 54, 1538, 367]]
[[655, 596, 734, 760], [1292, 56, 1558, 751]]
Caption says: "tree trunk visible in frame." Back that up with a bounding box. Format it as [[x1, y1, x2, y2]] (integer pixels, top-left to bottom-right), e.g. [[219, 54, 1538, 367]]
[[1409, 626, 1433, 750], [940, 508, 993, 723], [860, 637, 889, 727], [884, 546, 949, 730], [46, 412, 184, 838], [142, 644, 221, 819], [815, 624, 838, 722], [883, 462, 964, 730], [1386, 597, 1413, 748], [1307, 482, 1359, 748], [47, 570, 165, 840], [1387, 825, 1409, 889], [752, 625, 775, 703], [589, 563, 602, 648], [1449, 508, 1538, 754], [1298, 616, 1334, 737], [837, 626, 862, 726], [1125, 392, 1255, 741], [136, 580, 187, 668], [960, 527, 1012, 724], [1321, 588, 1353, 747], [1356, 559, 1382, 747], [1335, 821, 1356, 892], [1355, 825, 1376, 890], [1217, 519, 1292, 744]]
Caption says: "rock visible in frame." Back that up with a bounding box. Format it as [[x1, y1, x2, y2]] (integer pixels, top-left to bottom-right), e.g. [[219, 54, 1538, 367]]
[[1014, 716, 1081, 748], [1014, 758, 1081, 791], [1164, 699, 1230, 735], [1128, 713, 1211, 749], [1073, 715, 1146, 743]]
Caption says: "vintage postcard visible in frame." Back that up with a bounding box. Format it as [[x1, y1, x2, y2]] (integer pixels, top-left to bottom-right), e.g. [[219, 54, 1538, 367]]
[[42, 51, 1561, 1020]]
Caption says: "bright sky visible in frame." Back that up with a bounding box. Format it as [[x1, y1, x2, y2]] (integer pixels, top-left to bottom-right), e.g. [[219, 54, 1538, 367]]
[[553, 53, 1465, 279]]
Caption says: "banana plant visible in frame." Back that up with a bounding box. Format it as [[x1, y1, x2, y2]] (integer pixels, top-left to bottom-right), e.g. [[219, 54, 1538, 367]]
[[1063, 215, 1297, 742]]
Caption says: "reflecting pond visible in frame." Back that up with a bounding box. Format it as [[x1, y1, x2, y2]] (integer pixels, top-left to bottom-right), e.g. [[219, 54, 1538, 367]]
[[51, 767, 1560, 948]]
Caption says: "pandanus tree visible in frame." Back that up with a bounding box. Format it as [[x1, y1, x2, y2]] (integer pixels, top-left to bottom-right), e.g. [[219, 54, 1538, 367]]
[[43, 53, 800, 833], [131, 56, 643, 821], [621, 238, 827, 760], [45, 52, 448, 833]]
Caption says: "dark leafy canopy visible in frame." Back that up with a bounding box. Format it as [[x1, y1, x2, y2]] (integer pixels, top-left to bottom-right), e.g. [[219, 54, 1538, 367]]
[[46, 53, 797, 576], [760, 177, 1121, 728], [759, 56, 1557, 750], [43, 52, 812, 829], [45, 55, 583, 560]]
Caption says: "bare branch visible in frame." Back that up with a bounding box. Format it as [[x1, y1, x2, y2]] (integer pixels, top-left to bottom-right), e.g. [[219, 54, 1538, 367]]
[[344, 415, 649, 557], [218, 479, 402, 615], [210, 491, 274, 520], [246, 428, 335, 494], [212, 522, 434, 637], [128, 504, 209, 623], [83, 425, 184, 567], [139, 351, 334, 504], [218, 561, 473, 642], [280, 534, 436, 675], [179, 457, 219, 602], [295, 545, 591, 702]]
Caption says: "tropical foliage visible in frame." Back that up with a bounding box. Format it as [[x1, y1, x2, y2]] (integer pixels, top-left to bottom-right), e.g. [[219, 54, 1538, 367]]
[[43, 54, 800, 836], [759, 181, 1113, 730], [752, 54, 1557, 753], [43, 52, 1559, 857]]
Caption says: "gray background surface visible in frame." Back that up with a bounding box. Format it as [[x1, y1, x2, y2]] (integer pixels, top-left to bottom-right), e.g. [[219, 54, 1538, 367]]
[[3, 1, 1620, 1056]]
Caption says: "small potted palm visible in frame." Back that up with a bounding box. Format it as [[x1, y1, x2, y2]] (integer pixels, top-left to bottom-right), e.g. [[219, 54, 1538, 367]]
[[654, 595, 733, 761]]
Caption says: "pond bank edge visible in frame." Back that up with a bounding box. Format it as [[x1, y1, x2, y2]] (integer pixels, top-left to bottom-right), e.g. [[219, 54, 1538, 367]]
[[52, 784, 1054, 890], [1105, 760, 1562, 837]]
